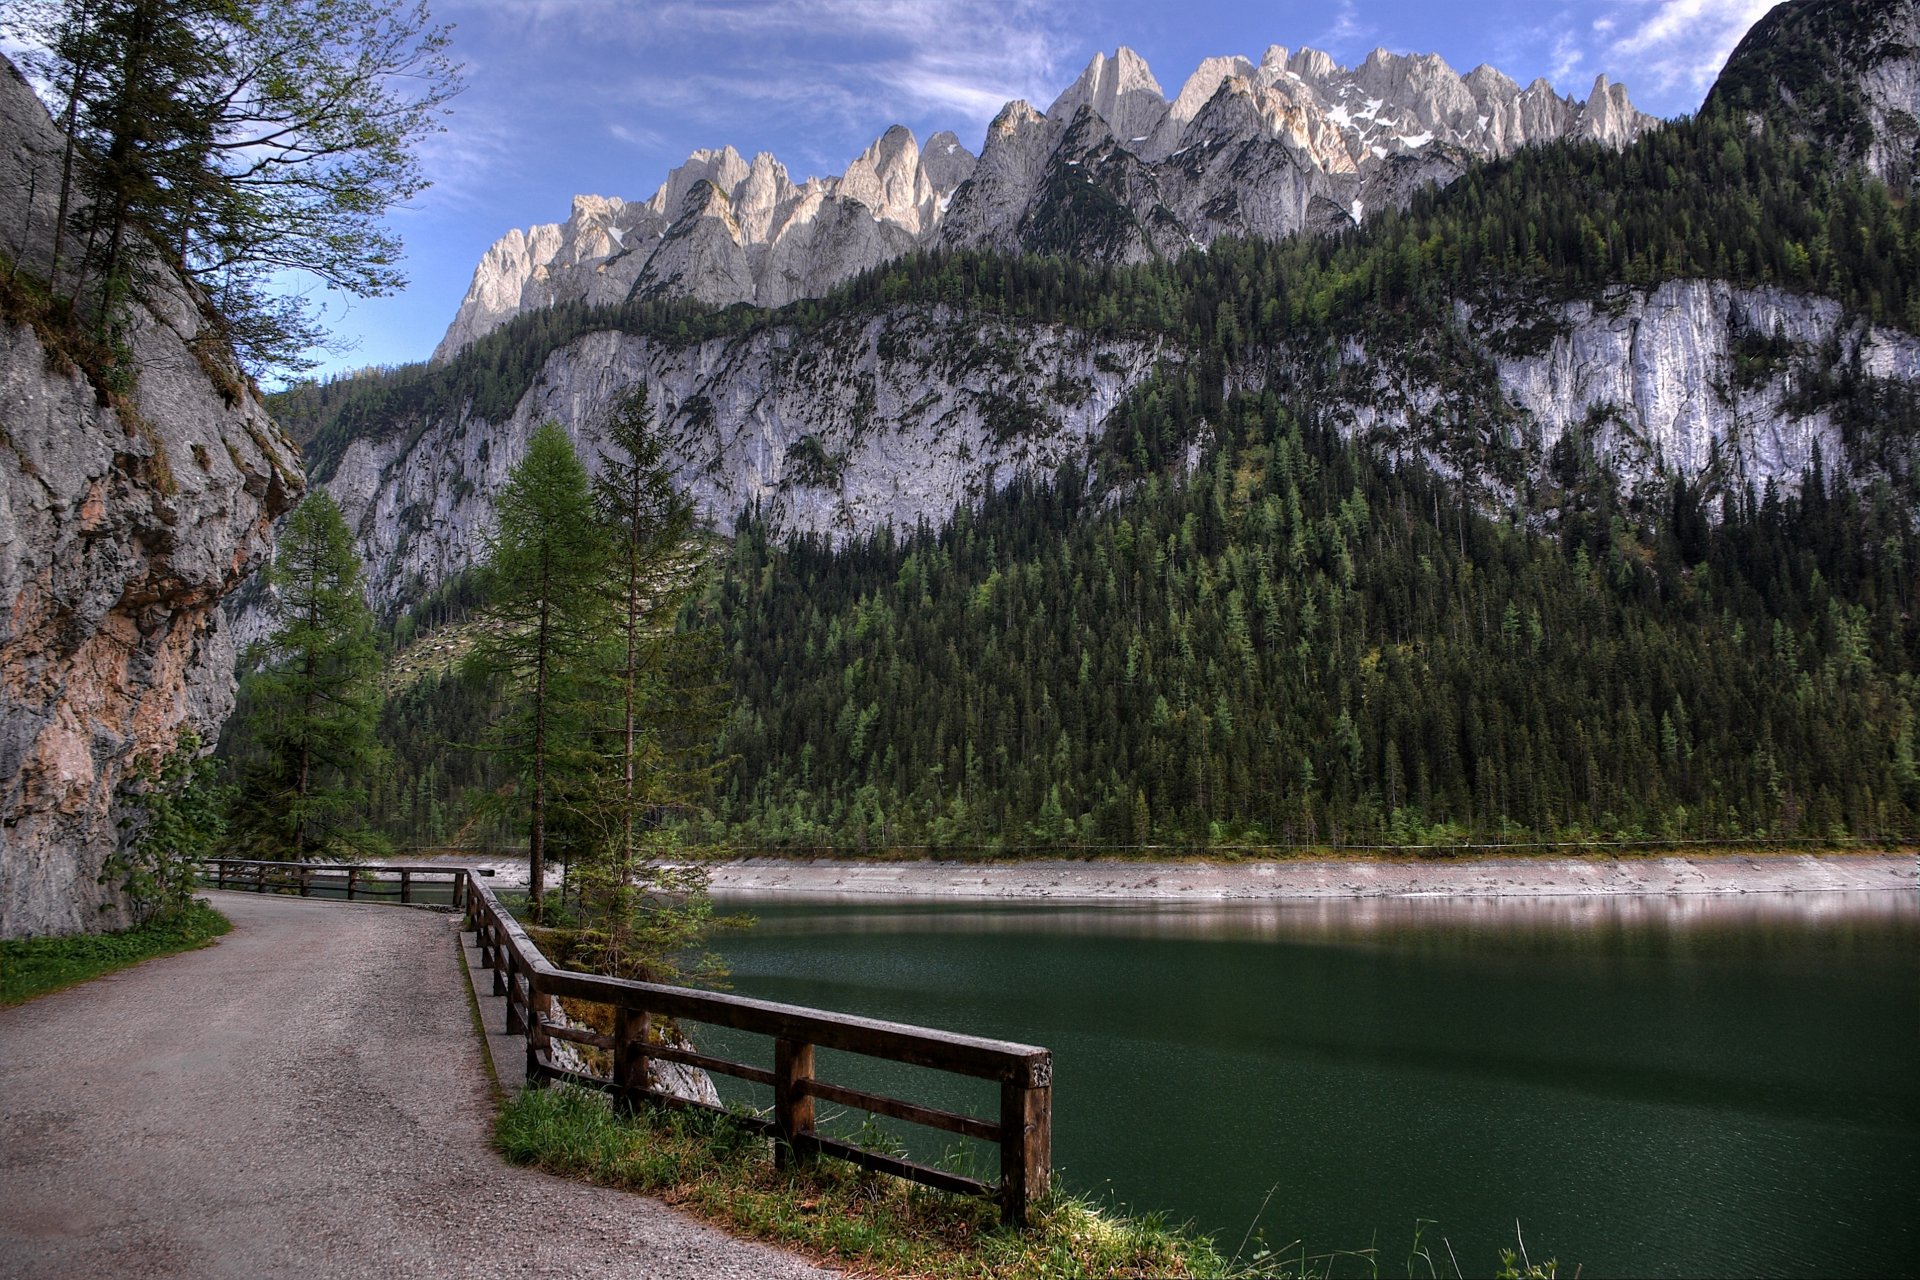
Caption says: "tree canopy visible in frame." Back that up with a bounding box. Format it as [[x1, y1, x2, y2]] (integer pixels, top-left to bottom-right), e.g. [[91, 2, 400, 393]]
[[5, 0, 461, 372]]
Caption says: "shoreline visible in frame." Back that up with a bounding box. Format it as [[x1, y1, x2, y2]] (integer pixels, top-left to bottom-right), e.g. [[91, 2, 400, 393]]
[[430, 850, 1917, 903], [706, 851, 1917, 902]]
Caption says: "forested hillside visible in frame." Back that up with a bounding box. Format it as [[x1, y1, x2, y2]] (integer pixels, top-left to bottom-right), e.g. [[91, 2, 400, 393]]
[[263, 22, 1920, 854]]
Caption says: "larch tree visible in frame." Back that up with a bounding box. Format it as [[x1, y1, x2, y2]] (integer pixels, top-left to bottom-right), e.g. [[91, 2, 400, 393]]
[[573, 386, 728, 980], [470, 422, 606, 924], [233, 490, 383, 858]]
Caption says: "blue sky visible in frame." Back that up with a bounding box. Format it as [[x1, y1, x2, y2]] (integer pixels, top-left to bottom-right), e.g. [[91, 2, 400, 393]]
[[293, 0, 1783, 381]]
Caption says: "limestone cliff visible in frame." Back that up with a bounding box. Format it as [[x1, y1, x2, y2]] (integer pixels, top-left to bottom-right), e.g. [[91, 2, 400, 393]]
[[278, 275, 1913, 636], [0, 60, 302, 938], [1325, 281, 1920, 492], [323, 311, 1169, 613]]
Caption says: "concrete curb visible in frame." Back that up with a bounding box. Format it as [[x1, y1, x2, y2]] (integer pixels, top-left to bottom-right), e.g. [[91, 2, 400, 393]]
[[455, 915, 528, 1094]]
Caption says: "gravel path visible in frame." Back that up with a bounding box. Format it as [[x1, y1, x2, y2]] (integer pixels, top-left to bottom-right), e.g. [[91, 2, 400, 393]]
[[0, 892, 832, 1279]]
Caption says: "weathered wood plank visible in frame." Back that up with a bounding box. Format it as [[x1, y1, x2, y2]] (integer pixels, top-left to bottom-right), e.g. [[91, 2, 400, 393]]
[[804, 1079, 1000, 1143], [538, 1020, 614, 1050], [807, 1134, 994, 1200], [534, 965, 1048, 1082], [642, 1041, 777, 1089]]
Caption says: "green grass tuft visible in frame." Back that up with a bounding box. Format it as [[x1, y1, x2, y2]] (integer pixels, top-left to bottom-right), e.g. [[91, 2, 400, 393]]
[[0, 901, 231, 1006]]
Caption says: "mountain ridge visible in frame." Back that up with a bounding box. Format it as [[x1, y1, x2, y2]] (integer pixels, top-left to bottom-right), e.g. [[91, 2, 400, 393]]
[[432, 41, 1655, 363]]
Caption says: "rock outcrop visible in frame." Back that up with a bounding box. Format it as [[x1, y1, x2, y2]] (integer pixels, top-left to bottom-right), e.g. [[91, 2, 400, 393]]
[[1326, 281, 1920, 490], [321, 311, 1169, 615], [433, 43, 1654, 361], [0, 60, 302, 938]]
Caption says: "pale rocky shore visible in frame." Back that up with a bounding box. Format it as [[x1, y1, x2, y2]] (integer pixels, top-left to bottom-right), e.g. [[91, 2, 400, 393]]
[[705, 852, 1917, 902], [437, 851, 1916, 902]]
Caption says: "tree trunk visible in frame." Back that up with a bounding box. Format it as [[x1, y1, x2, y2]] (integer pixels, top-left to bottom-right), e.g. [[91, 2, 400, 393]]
[[529, 561, 552, 923]]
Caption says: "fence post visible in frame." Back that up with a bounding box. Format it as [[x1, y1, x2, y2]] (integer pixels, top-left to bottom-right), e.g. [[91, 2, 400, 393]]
[[1000, 1053, 1053, 1229], [489, 927, 508, 996], [299, 865, 311, 897], [524, 973, 552, 1084], [611, 1007, 652, 1112], [215, 861, 227, 890], [504, 958, 525, 1033], [401, 869, 412, 904], [773, 1038, 816, 1171], [346, 867, 357, 901]]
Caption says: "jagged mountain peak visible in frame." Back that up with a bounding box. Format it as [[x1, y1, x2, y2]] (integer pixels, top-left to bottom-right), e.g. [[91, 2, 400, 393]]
[[433, 33, 1657, 362], [1047, 45, 1170, 144]]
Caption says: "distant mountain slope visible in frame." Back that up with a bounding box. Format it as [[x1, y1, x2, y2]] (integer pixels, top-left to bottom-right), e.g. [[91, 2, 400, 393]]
[[265, 16, 1920, 854], [1709, 0, 1920, 190], [433, 43, 1652, 362]]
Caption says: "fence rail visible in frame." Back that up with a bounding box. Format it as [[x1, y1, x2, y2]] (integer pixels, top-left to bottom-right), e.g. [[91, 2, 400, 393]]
[[200, 858, 1053, 1227]]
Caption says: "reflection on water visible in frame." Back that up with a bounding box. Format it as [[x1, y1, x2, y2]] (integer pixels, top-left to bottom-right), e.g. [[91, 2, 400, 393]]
[[719, 887, 1918, 943], [712, 888, 1919, 1280]]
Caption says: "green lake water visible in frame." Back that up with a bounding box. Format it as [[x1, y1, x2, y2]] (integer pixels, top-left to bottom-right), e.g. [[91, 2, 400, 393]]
[[699, 889, 1919, 1278]]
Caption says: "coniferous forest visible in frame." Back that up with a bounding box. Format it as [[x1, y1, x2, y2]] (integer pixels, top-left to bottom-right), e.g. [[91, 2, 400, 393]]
[[707, 397, 1916, 850]]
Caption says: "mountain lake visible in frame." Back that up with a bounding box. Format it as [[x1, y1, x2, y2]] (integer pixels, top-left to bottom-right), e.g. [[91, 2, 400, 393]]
[[690, 887, 1918, 1279]]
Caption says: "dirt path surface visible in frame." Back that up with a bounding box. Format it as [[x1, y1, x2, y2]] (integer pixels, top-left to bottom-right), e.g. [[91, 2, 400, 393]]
[[0, 892, 831, 1280]]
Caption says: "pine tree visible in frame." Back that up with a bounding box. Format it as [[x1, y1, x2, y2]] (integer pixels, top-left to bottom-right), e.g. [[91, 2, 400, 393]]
[[233, 491, 382, 858], [470, 422, 605, 924]]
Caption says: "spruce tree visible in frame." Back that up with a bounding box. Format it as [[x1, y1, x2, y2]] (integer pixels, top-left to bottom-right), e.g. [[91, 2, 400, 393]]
[[5, 0, 461, 371], [233, 491, 382, 858]]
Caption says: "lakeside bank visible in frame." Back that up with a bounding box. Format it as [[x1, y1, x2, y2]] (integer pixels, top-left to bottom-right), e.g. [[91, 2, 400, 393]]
[[432, 850, 1915, 902], [711, 851, 1919, 901]]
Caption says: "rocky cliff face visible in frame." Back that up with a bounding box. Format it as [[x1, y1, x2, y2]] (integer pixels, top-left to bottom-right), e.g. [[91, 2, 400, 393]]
[[292, 276, 1910, 629], [1327, 280, 1920, 491], [0, 61, 302, 938], [433, 43, 1654, 362], [328, 311, 1169, 612]]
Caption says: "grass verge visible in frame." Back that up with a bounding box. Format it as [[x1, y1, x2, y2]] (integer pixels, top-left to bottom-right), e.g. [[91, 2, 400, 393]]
[[0, 901, 230, 1007], [497, 1084, 1222, 1278], [495, 1085, 1566, 1279]]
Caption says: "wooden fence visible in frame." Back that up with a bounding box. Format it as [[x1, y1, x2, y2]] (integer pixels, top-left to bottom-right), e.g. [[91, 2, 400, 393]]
[[204, 858, 472, 906], [201, 858, 1054, 1226]]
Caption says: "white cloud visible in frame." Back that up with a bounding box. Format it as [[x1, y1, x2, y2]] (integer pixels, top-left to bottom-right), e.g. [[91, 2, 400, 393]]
[[452, 0, 1070, 135], [1316, 1, 1374, 52], [608, 122, 667, 150], [1551, 31, 1584, 81], [1605, 0, 1782, 101]]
